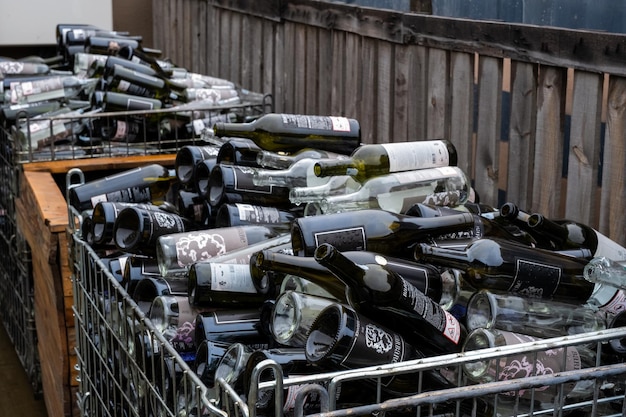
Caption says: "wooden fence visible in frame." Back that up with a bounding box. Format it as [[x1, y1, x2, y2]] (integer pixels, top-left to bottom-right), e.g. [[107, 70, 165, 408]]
[[152, 0, 626, 247]]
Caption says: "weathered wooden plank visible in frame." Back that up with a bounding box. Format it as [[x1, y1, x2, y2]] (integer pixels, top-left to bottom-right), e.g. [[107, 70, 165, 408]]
[[304, 24, 319, 114], [206, 1, 220, 77], [151, 0, 164, 51], [532, 66, 567, 217], [168, 0, 179, 65], [359, 37, 377, 144], [281, 22, 297, 113], [262, 19, 276, 108], [229, 11, 243, 84], [343, 32, 361, 120], [182, 0, 192, 70], [474, 56, 503, 207], [391, 44, 409, 142], [194, 0, 207, 74], [240, 13, 253, 90], [272, 20, 285, 113], [599, 76, 626, 246], [448, 51, 474, 177], [248, 14, 264, 93], [218, 9, 232, 81], [406, 44, 428, 142], [376, 40, 393, 143], [565, 70, 603, 225], [506, 61, 537, 209], [426, 48, 448, 141], [317, 26, 332, 115]]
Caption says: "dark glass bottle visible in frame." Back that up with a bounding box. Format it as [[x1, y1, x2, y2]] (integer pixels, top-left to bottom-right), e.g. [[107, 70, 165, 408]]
[[113, 205, 194, 256], [91, 201, 163, 246], [527, 213, 626, 260], [305, 303, 456, 395], [188, 261, 270, 308], [84, 36, 141, 56], [290, 208, 475, 259], [121, 254, 160, 296], [193, 156, 219, 197], [251, 249, 460, 310], [215, 137, 264, 167], [314, 243, 467, 354], [194, 310, 270, 348], [213, 113, 361, 155], [67, 164, 175, 212], [131, 275, 187, 314], [193, 339, 230, 388], [174, 145, 220, 185], [207, 164, 293, 209], [175, 189, 215, 228], [415, 237, 596, 304], [214, 203, 297, 228]]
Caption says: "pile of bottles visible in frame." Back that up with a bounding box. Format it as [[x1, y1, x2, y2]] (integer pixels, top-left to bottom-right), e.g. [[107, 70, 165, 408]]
[[0, 24, 268, 161], [70, 112, 626, 416]]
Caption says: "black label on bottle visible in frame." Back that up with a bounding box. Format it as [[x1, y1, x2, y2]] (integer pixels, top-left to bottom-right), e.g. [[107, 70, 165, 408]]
[[508, 259, 561, 299], [234, 166, 272, 194], [314, 227, 366, 252]]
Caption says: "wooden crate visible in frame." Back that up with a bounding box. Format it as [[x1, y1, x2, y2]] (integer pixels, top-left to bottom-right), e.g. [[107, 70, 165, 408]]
[[15, 154, 175, 417]]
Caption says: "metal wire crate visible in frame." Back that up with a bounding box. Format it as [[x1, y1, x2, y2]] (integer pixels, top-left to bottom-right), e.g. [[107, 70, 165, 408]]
[[4, 96, 273, 165], [70, 207, 626, 417], [0, 121, 41, 396]]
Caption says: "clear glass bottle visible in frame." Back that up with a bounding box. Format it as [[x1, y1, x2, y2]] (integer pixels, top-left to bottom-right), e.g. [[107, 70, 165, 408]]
[[466, 289, 606, 338], [314, 243, 466, 354], [252, 157, 339, 188], [307, 166, 471, 215], [313, 139, 457, 183], [257, 147, 348, 169], [289, 174, 361, 206], [584, 257, 626, 290], [415, 237, 595, 304], [213, 113, 361, 155]]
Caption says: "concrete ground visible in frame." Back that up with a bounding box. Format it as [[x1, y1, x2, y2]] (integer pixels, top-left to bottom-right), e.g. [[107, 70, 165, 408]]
[[0, 323, 48, 417]]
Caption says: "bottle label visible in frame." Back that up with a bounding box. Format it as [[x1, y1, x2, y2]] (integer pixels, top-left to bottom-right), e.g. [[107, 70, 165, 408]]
[[400, 279, 461, 344], [174, 227, 250, 267], [508, 259, 561, 299], [381, 141, 450, 172], [595, 230, 626, 260], [599, 289, 626, 316], [13, 77, 66, 104], [235, 203, 281, 223], [313, 227, 367, 252], [488, 331, 581, 402], [281, 114, 351, 132], [90, 186, 152, 207], [209, 263, 257, 293], [212, 309, 260, 325], [233, 166, 272, 194], [343, 317, 408, 369], [126, 97, 156, 110]]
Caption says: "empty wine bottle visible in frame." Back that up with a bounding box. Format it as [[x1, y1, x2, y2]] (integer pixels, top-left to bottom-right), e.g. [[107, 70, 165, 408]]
[[188, 261, 270, 308], [527, 213, 626, 260], [307, 166, 471, 215], [176, 189, 215, 228], [208, 164, 293, 209], [251, 249, 460, 309], [214, 203, 297, 228], [313, 139, 457, 183], [466, 289, 606, 338], [113, 205, 194, 255], [314, 243, 466, 354], [288, 175, 361, 206], [257, 147, 348, 169], [91, 201, 164, 246], [252, 157, 339, 188], [174, 144, 220, 185], [305, 303, 456, 395], [290, 208, 475, 258], [415, 238, 595, 304], [195, 310, 269, 348], [271, 290, 337, 347], [121, 254, 160, 296], [213, 113, 361, 155], [131, 275, 188, 314], [155, 225, 288, 277], [8, 74, 97, 104], [215, 137, 264, 167], [68, 164, 176, 212], [193, 339, 230, 389]]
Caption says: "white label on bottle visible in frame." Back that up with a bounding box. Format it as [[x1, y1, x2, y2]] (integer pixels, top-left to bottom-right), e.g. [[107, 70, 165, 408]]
[[381, 141, 450, 172], [117, 80, 131, 92], [192, 119, 206, 135], [209, 263, 257, 293], [236, 203, 280, 223], [114, 120, 128, 139], [600, 289, 626, 316], [329, 116, 351, 132], [90, 193, 109, 206], [595, 230, 626, 260]]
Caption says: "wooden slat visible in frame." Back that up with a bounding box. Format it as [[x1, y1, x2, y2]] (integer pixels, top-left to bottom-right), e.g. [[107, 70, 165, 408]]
[[218, 9, 232, 81], [600, 76, 626, 244], [317, 27, 332, 115], [206, 1, 220, 77], [359, 37, 377, 144], [406, 44, 428, 142], [532, 66, 567, 216], [426, 48, 448, 141], [21, 154, 176, 174], [565, 70, 603, 225], [249, 14, 264, 94], [282, 22, 297, 113], [391, 44, 410, 142], [262, 19, 275, 105], [449, 51, 474, 177], [506, 61, 538, 210], [303, 25, 317, 114], [376, 40, 393, 143], [343, 33, 361, 120], [240, 13, 253, 90], [474, 56, 503, 207]]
